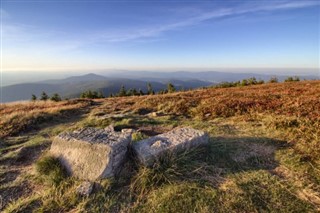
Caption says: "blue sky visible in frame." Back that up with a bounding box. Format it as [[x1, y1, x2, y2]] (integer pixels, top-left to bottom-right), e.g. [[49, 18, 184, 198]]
[[1, 0, 319, 74]]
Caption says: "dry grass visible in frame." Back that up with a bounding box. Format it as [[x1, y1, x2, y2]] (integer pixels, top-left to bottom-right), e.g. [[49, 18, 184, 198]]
[[132, 80, 320, 121], [0, 99, 92, 138], [1, 80, 320, 212]]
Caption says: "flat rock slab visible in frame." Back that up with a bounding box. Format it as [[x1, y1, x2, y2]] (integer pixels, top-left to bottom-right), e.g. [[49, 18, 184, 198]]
[[132, 127, 209, 166], [50, 127, 131, 181]]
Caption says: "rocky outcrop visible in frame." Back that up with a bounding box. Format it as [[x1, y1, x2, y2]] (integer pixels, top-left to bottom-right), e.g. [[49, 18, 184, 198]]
[[50, 127, 131, 181], [132, 127, 209, 166]]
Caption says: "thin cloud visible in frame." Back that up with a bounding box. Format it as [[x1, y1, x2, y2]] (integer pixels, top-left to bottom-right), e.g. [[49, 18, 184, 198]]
[[2, 0, 319, 53], [94, 0, 319, 43]]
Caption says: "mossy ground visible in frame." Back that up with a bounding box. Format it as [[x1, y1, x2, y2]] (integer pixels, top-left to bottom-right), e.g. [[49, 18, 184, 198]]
[[0, 81, 319, 212]]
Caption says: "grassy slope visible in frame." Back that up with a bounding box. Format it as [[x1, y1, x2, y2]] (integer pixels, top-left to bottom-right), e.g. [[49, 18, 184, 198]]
[[0, 80, 319, 212]]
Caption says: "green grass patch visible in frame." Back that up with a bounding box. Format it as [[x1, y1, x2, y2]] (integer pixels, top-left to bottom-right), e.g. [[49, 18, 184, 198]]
[[136, 182, 218, 213], [35, 155, 67, 186]]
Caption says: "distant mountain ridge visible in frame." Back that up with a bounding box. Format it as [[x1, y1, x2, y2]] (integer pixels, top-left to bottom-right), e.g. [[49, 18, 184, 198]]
[[105, 70, 319, 82], [0, 73, 213, 103], [1, 71, 318, 103]]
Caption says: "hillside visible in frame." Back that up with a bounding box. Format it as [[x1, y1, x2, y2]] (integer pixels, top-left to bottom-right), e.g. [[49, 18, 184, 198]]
[[0, 80, 319, 212]]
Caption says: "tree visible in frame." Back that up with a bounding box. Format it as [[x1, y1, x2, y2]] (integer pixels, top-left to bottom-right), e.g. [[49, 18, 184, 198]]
[[40, 91, 49, 101], [132, 88, 139, 96], [147, 83, 154, 95], [268, 77, 278, 83], [31, 94, 37, 101], [127, 89, 134, 96], [241, 79, 248, 86], [285, 76, 300, 82], [50, 93, 61, 102], [119, 85, 127, 97], [80, 90, 104, 99], [248, 77, 257, 85], [138, 89, 144, 96], [167, 83, 176, 93]]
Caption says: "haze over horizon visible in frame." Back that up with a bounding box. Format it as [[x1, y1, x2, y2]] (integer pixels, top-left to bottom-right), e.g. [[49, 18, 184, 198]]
[[1, 0, 319, 77]]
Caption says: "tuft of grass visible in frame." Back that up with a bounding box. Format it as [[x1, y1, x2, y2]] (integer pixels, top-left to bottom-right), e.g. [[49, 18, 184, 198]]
[[35, 155, 67, 186], [130, 145, 218, 200], [3, 195, 41, 213], [35, 178, 81, 212]]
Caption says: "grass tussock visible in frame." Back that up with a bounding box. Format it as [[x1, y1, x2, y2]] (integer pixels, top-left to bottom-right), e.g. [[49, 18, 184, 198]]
[[35, 155, 67, 186], [130, 145, 220, 199]]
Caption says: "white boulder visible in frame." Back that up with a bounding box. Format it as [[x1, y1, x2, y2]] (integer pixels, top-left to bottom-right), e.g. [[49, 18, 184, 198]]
[[50, 127, 131, 181], [132, 127, 209, 166]]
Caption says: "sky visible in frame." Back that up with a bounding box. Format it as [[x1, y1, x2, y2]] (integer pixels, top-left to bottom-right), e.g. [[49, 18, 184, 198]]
[[1, 0, 320, 75]]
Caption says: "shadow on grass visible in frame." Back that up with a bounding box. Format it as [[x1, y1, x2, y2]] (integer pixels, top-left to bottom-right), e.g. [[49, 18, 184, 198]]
[[79, 135, 313, 213], [209, 136, 288, 172]]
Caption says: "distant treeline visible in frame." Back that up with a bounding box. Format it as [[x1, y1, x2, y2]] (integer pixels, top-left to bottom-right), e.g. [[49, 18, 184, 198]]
[[31, 92, 62, 102], [108, 82, 176, 98], [214, 76, 300, 88], [31, 77, 302, 101]]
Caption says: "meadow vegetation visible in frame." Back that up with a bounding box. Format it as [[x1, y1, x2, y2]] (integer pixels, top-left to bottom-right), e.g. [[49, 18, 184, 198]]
[[0, 80, 319, 212]]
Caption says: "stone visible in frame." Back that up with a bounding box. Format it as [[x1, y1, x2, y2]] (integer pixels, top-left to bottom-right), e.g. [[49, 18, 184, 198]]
[[132, 127, 209, 166], [50, 127, 131, 181], [76, 181, 94, 196], [121, 128, 135, 134], [148, 112, 165, 117]]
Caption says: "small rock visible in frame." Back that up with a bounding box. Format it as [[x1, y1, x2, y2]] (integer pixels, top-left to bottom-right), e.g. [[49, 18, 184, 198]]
[[77, 181, 94, 196], [204, 113, 211, 118], [148, 112, 164, 117], [121, 128, 135, 134]]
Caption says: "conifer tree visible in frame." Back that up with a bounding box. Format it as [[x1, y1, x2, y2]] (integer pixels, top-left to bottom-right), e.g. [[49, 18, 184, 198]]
[[50, 93, 61, 102], [31, 94, 37, 101], [40, 91, 49, 101], [147, 83, 154, 95], [119, 85, 127, 97], [167, 83, 176, 93]]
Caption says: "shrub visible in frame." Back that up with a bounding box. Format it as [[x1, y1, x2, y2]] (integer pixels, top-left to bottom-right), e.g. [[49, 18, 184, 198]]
[[268, 77, 278, 83], [40, 92, 49, 101], [167, 83, 176, 93], [285, 76, 300, 82], [31, 94, 37, 101], [50, 93, 62, 102], [80, 90, 104, 99]]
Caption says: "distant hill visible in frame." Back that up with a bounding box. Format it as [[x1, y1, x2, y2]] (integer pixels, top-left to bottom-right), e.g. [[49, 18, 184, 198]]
[[0, 73, 213, 103], [105, 71, 319, 83], [2, 71, 318, 103]]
